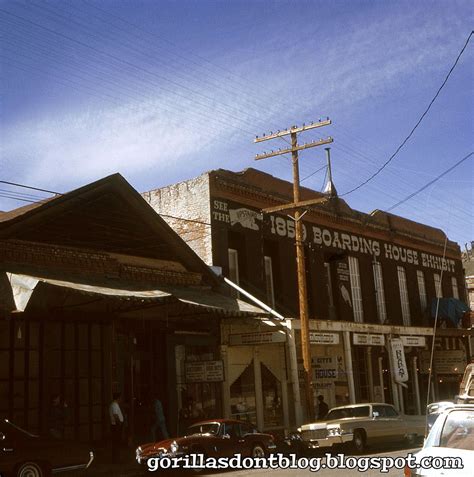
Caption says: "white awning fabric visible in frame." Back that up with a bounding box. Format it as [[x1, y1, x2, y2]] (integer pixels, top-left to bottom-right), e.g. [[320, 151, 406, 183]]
[[6, 273, 266, 317]]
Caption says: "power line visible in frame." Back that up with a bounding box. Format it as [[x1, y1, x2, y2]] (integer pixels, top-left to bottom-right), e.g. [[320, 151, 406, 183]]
[[0, 9, 302, 166], [386, 151, 474, 212], [0, 8, 256, 134], [0, 193, 38, 204], [300, 164, 327, 183], [0, 180, 60, 195], [337, 30, 473, 197]]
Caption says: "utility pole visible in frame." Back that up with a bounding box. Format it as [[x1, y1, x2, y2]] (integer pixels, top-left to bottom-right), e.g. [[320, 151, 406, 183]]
[[254, 120, 333, 421]]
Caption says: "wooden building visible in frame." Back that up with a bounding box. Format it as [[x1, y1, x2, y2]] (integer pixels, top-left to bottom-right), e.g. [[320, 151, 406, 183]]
[[0, 174, 266, 442]]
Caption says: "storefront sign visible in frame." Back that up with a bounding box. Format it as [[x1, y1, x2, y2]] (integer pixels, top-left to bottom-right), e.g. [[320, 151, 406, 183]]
[[390, 338, 409, 384], [420, 350, 466, 374], [211, 199, 456, 273], [401, 336, 426, 347], [312, 356, 345, 380], [353, 333, 385, 346], [185, 360, 224, 383], [229, 331, 286, 346], [309, 332, 340, 345]]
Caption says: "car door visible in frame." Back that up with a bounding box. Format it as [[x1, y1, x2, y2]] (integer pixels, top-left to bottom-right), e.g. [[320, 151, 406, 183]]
[[369, 405, 398, 443], [373, 404, 405, 441], [239, 422, 257, 456], [382, 404, 406, 441], [219, 422, 244, 457]]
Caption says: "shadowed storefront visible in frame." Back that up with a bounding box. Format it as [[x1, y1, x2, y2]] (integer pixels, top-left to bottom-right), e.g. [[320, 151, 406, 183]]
[[0, 174, 266, 442]]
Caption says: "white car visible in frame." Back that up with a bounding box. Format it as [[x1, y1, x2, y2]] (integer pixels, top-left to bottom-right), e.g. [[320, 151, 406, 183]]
[[404, 404, 474, 477], [296, 403, 425, 453]]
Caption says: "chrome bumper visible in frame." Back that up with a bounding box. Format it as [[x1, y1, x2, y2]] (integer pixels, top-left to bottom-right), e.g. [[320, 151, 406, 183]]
[[301, 433, 353, 449], [52, 451, 94, 473]]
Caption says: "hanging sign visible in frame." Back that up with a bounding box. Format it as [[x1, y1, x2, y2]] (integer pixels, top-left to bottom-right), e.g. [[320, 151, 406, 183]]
[[401, 336, 426, 347], [353, 333, 385, 346], [309, 332, 340, 345], [390, 338, 409, 384], [229, 331, 286, 346], [185, 360, 224, 383]]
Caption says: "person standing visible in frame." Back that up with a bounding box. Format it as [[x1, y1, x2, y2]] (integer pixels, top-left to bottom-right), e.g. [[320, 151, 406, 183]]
[[317, 395, 329, 420], [151, 392, 169, 442], [48, 394, 68, 439], [109, 392, 124, 463]]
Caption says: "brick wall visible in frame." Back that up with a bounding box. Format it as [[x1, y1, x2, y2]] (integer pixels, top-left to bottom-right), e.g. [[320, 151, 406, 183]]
[[142, 174, 213, 265]]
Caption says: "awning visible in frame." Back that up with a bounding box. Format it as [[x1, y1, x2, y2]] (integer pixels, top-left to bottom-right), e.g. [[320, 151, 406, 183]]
[[431, 297, 470, 327], [5, 273, 266, 317]]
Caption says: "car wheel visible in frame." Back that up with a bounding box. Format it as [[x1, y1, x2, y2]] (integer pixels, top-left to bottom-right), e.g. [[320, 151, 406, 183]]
[[351, 430, 366, 454], [405, 433, 422, 447], [251, 443, 266, 458], [189, 447, 206, 474], [15, 462, 46, 477]]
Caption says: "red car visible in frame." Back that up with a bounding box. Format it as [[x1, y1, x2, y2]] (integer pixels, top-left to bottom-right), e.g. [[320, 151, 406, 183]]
[[136, 419, 276, 467]]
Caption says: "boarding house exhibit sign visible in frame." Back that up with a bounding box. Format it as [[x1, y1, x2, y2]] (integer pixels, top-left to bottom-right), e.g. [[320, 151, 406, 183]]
[[212, 199, 457, 273]]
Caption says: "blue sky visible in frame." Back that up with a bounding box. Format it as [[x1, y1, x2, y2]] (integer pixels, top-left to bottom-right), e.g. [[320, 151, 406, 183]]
[[0, 0, 473, 247]]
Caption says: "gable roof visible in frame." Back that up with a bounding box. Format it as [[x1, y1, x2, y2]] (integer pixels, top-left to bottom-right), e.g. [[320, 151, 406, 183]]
[[0, 174, 220, 286]]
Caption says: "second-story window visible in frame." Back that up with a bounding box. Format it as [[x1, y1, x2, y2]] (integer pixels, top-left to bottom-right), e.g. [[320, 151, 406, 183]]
[[264, 256, 276, 309], [348, 256, 364, 323], [397, 266, 411, 326], [451, 276, 459, 299], [324, 262, 335, 310], [372, 261, 387, 324], [228, 248, 240, 297], [416, 270, 428, 312], [434, 273, 443, 298]]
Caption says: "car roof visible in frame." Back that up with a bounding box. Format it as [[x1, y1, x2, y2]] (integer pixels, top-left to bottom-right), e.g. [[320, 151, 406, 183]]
[[443, 404, 474, 412], [188, 419, 253, 426], [329, 403, 390, 411]]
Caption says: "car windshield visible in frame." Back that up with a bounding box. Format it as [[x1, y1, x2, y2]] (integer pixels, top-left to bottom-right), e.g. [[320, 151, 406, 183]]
[[185, 423, 220, 436], [326, 406, 370, 420], [439, 410, 474, 451]]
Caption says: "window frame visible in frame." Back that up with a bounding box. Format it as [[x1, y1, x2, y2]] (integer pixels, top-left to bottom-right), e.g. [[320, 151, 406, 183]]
[[397, 266, 411, 326], [348, 256, 364, 323], [372, 260, 387, 324]]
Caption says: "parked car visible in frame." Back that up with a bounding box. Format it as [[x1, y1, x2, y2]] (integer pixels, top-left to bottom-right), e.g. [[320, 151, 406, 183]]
[[0, 418, 94, 477], [425, 365, 474, 435], [426, 401, 456, 434], [458, 364, 474, 403], [293, 403, 425, 453], [404, 404, 474, 477], [136, 419, 276, 468]]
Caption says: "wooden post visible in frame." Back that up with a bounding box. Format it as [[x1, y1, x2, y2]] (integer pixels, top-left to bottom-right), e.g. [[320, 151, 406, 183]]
[[291, 130, 314, 421], [254, 120, 333, 422]]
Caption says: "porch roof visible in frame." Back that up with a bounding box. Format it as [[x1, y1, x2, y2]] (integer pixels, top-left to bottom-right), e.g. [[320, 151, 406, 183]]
[[6, 272, 267, 318]]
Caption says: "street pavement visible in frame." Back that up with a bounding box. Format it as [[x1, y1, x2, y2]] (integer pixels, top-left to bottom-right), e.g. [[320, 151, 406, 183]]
[[76, 443, 420, 476]]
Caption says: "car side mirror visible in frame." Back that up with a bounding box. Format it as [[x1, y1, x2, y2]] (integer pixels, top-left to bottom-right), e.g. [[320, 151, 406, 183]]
[[222, 433, 231, 439], [372, 411, 379, 419]]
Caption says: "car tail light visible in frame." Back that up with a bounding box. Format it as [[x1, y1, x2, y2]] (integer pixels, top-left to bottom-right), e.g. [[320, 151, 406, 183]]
[[404, 465, 412, 477]]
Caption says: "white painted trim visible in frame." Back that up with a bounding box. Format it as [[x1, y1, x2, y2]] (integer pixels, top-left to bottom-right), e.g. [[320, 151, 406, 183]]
[[343, 331, 356, 404], [291, 319, 435, 336]]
